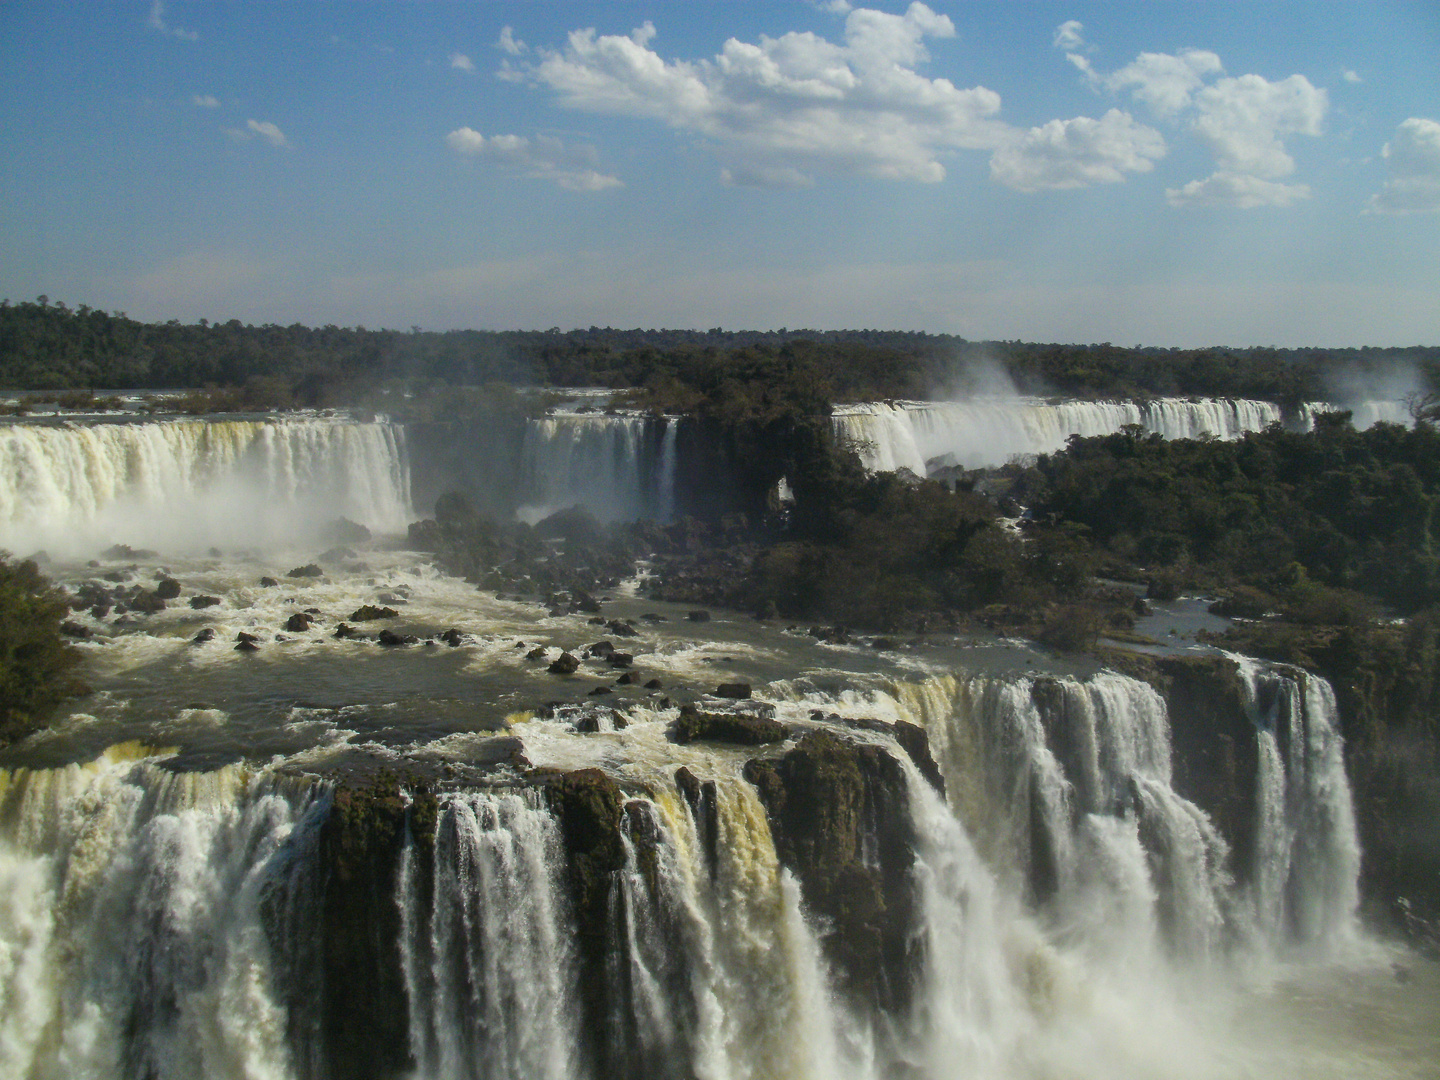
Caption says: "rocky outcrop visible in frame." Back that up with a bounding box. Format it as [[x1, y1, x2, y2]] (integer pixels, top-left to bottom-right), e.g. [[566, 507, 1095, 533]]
[[669, 706, 787, 746], [744, 731, 919, 1013]]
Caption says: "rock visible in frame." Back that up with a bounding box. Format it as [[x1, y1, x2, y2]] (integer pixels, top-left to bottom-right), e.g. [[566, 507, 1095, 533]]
[[585, 640, 615, 659], [526, 646, 549, 661], [434, 491, 478, 524], [669, 706, 787, 746], [102, 544, 157, 560], [605, 620, 640, 638], [259, 576, 280, 587], [324, 517, 372, 545], [714, 682, 752, 700], [605, 652, 633, 669], [89, 603, 111, 619], [154, 577, 182, 600], [333, 624, 362, 640], [191, 628, 216, 644], [614, 672, 639, 685], [640, 613, 667, 622], [130, 590, 166, 613], [285, 612, 315, 632], [235, 639, 260, 652], [377, 629, 419, 647], [573, 590, 602, 614], [189, 595, 221, 609], [60, 620, 92, 639], [744, 731, 919, 1013], [439, 628, 464, 647], [548, 652, 581, 675], [687, 610, 711, 622], [588, 686, 613, 696], [102, 570, 128, 583], [892, 720, 946, 796], [287, 564, 324, 579], [236, 631, 261, 644], [644, 678, 664, 690], [350, 605, 399, 621]]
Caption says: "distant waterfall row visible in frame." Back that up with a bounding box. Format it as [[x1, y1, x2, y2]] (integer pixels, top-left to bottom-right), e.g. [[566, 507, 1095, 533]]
[[834, 397, 1412, 474], [0, 417, 412, 556], [517, 414, 678, 524], [0, 660, 1361, 1079]]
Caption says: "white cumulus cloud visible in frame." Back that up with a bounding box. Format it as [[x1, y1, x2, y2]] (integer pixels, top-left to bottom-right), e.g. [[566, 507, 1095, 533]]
[[524, 4, 1012, 187], [990, 109, 1166, 191], [1190, 74, 1326, 179], [148, 0, 198, 41], [226, 119, 288, 147], [446, 128, 623, 191], [192, 94, 219, 108], [1053, 20, 1086, 53], [498, 26, 527, 56], [1368, 117, 1440, 214], [1103, 50, 1224, 117], [1166, 171, 1310, 208], [450, 53, 475, 72]]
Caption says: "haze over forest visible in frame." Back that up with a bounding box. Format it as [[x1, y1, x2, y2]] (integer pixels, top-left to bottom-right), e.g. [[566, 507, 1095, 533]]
[[2, 1, 1437, 347]]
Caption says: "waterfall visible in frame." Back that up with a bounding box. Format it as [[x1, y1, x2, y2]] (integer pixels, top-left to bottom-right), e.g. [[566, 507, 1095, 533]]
[[518, 414, 678, 524], [0, 417, 413, 556], [0, 746, 324, 1080], [1230, 656, 1361, 950], [835, 397, 1409, 475], [400, 790, 585, 1080]]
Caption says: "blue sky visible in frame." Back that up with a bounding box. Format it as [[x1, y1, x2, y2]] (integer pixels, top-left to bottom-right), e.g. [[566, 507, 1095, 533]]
[[1, 1, 1437, 346]]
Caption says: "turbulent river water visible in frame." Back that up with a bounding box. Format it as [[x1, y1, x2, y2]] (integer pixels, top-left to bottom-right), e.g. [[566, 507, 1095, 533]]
[[0, 406, 1436, 1080]]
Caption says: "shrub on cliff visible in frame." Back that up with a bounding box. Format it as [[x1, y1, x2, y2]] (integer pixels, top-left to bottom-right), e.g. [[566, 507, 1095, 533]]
[[0, 555, 85, 744]]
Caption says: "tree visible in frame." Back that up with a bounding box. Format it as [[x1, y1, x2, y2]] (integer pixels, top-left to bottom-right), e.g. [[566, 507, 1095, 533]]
[[0, 555, 85, 745]]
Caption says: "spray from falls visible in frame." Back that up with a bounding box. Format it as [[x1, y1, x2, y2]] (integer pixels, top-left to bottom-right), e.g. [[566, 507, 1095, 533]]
[[0, 417, 413, 556], [518, 415, 678, 524]]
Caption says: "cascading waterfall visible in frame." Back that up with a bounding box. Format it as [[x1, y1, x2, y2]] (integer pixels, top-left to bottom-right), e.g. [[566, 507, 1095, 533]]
[[518, 414, 678, 524], [0, 659, 1372, 1080], [0, 417, 412, 555], [1230, 656, 1361, 950], [835, 397, 1409, 474], [0, 746, 325, 1080]]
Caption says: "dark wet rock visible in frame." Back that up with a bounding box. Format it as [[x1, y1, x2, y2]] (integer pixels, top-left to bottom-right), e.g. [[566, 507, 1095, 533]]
[[285, 612, 315, 633], [687, 610, 711, 622], [102, 570, 128, 583], [585, 640, 615, 659], [869, 637, 899, 650], [892, 720, 946, 796], [573, 590, 602, 614], [548, 652, 581, 675], [333, 624, 362, 640], [324, 517, 372, 545], [588, 686, 613, 696], [102, 544, 157, 560], [670, 705, 787, 746], [259, 576, 280, 588], [89, 603, 111, 619], [60, 620, 92, 639], [526, 646, 549, 661], [287, 564, 325, 578], [191, 628, 216, 644], [614, 672, 640, 685], [606, 652, 634, 669], [377, 629, 419, 647], [189, 595, 221, 609], [675, 766, 720, 875], [376, 592, 408, 606], [154, 577, 182, 600], [644, 678, 664, 690], [235, 639, 260, 652], [605, 620, 639, 638], [534, 506, 606, 547], [236, 631, 261, 644], [350, 605, 399, 622], [714, 682, 752, 699], [640, 613, 667, 622], [744, 730, 919, 1014], [130, 590, 166, 614], [439, 628, 464, 647]]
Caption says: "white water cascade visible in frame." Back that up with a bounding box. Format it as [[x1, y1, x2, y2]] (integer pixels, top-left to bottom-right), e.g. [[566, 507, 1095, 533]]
[[0, 746, 325, 1080], [518, 415, 678, 524], [0, 417, 413, 557], [835, 397, 1411, 474], [1231, 656, 1362, 951]]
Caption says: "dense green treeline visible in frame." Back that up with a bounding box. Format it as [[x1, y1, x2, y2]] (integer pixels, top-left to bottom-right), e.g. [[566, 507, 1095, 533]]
[[1017, 416, 1440, 615], [5, 296, 1437, 404]]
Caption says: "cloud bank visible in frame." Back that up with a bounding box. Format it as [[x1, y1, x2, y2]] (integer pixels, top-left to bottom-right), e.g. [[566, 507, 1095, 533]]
[[446, 129, 622, 191], [1368, 118, 1440, 214], [507, 4, 1160, 192]]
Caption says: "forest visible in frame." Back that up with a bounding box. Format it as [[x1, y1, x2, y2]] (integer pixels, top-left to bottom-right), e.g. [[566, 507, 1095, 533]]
[[4, 295, 1438, 406]]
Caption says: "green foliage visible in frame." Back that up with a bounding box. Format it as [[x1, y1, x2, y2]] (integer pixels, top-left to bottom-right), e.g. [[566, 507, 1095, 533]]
[[1022, 418, 1440, 614], [0, 556, 85, 744]]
